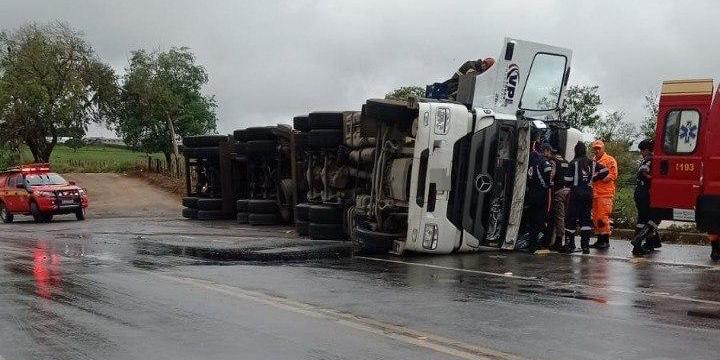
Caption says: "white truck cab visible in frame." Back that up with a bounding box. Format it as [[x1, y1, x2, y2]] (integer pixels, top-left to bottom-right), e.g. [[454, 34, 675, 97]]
[[401, 38, 578, 255]]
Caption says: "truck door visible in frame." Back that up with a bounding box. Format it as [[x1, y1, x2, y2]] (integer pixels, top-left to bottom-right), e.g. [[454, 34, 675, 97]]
[[651, 79, 713, 220], [461, 117, 518, 247]]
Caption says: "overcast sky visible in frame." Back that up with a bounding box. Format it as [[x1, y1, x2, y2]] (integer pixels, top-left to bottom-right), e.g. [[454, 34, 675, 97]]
[[2, 0, 719, 137]]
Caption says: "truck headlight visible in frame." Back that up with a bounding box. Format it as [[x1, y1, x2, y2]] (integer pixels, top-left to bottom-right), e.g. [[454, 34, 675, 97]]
[[422, 223, 438, 250], [434, 108, 450, 135]]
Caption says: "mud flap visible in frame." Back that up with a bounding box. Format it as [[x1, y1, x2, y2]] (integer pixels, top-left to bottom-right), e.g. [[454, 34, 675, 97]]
[[502, 124, 530, 250]]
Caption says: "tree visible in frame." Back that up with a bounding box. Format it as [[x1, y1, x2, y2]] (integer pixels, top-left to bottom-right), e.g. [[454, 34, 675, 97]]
[[640, 89, 659, 139], [385, 86, 425, 101], [64, 137, 85, 152], [593, 110, 639, 145], [558, 85, 602, 130], [112, 47, 217, 168], [0, 22, 118, 162]]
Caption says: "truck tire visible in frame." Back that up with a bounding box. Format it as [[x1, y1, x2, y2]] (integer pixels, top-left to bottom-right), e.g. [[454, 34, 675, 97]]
[[309, 112, 344, 130], [293, 115, 310, 132], [308, 129, 343, 149], [308, 204, 343, 224], [236, 199, 249, 212], [309, 223, 345, 240], [197, 210, 224, 220], [182, 135, 228, 148], [364, 99, 414, 126], [242, 127, 276, 141], [235, 142, 247, 155], [294, 132, 308, 148], [189, 147, 220, 160], [354, 227, 399, 254], [233, 129, 246, 142], [182, 196, 199, 208], [296, 220, 309, 236], [0, 202, 13, 223], [249, 213, 279, 225], [182, 207, 199, 219], [197, 198, 223, 211], [246, 140, 278, 154], [295, 203, 310, 222], [248, 199, 277, 214], [30, 202, 50, 223], [237, 212, 249, 224]]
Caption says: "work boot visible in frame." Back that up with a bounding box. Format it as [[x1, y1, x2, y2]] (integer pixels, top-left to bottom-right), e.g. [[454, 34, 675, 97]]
[[589, 234, 610, 250], [631, 233, 649, 257], [711, 241, 720, 262], [550, 237, 564, 252], [561, 234, 576, 254], [580, 230, 591, 254]]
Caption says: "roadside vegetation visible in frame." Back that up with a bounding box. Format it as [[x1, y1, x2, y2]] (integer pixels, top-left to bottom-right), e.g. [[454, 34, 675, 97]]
[[13, 144, 164, 173]]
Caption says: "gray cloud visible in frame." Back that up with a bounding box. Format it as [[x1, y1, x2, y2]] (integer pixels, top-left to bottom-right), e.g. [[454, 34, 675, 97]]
[[3, 0, 719, 136]]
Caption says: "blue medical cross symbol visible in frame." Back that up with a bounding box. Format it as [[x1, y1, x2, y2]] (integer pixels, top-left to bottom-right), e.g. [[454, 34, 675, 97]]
[[679, 121, 698, 144]]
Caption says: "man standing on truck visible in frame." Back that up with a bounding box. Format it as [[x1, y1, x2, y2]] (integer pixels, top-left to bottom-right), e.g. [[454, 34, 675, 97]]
[[444, 57, 495, 100], [589, 140, 618, 250]]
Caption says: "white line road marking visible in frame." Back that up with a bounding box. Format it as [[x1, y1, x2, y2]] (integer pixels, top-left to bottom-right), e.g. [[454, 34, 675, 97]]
[[358, 256, 720, 307], [153, 272, 524, 360]]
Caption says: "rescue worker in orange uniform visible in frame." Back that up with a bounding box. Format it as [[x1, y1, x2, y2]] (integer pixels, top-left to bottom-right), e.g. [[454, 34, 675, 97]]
[[589, 140, 618, 250]]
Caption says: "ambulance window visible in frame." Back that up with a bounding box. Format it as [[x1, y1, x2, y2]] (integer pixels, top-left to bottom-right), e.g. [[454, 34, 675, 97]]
[[663, 110, 700, 154]]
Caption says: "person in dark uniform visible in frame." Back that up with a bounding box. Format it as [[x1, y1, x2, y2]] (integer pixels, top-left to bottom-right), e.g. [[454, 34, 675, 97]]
[[630, 139, 662, 256], [562, 142, 609, 254], [444, 58, 495, 100], [521, 141, 553, 254], [542, 143, 571, 251]]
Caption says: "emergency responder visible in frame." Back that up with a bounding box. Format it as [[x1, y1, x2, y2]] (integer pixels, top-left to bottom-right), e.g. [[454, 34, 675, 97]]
[[710, 233, 720, 262], [589, 140, 618, 250], [562, 142, 609, 254], [521, 141, 553, 253], [543, 143, 570, 251], [630, 139, 661, 256], [444, 58, 495, 100]]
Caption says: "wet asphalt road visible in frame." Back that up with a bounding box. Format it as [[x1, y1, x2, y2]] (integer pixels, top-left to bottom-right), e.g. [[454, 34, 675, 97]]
[[1, 215, 719, 359]]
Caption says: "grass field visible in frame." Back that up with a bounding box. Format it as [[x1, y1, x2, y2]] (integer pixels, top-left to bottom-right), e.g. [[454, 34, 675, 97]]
[[17, 144, 164, 173]]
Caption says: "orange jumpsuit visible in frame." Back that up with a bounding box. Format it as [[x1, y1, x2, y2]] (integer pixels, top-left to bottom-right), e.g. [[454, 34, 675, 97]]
[[592, 148, 618, 236]]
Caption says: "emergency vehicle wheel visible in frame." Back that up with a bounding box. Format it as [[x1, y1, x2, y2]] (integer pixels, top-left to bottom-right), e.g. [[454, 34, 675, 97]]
[[30, 202, 51, 223], [0, 202, 13, 223], [75, 208, 86, 221]]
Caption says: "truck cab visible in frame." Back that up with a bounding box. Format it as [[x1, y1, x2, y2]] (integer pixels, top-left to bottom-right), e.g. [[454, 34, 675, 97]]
[[401, 38, 575, 254], [650, 79, 720, 232]]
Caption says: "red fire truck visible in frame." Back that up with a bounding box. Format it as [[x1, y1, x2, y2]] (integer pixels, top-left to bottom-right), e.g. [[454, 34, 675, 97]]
[[0, 164, 89, 223], [650, 79, 720, 259]]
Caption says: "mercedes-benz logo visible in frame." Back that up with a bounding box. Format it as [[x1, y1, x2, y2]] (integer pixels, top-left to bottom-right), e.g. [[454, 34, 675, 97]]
[[474, 173, 492, 193]]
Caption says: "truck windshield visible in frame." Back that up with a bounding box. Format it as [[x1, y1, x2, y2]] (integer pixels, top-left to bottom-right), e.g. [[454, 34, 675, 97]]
[[520, 53, 567, 111], [25, 173, 67, 186]]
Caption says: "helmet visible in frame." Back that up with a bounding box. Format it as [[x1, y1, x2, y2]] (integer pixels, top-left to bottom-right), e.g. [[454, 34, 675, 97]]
[[638, 139, 654, 151]]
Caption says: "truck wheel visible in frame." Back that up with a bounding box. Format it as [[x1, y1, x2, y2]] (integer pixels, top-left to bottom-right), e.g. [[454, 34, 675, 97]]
[[242, 127, 276, 141], [364, 99, 414, 127], [182, 207, 198, 219], [233, 129, 246, 142], [197, 210, 224, 220], [236, 199, 249, 212], [296, 220, 309, 236], [182, 135, 228, 148], [249, 213, 279, 225], [308, 204, 343, 224], [182, 196, 199, 208], [309, 223, 345, 240], [197, 198, 223, 211], [237, 212, 249, 224], [309, 112, 344, 130], [235, 142, 247, 156], [248, 199, 278, 214], [294, 132, 308, 148], [246, 140, 278, 154], [190, 147, 220, 160], [295, 203, 310, 222], [308, 129, 343, 149], [30, 202, 45, 223], [354, 227, 400, 254], [293, 115, 310, 132], [75, 208, 86, 221], [0, 202, 13, 223]]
